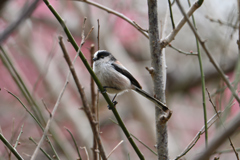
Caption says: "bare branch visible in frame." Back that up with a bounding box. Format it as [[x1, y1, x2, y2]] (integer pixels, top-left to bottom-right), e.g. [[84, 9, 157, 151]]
[[75, 0, 149, 38], [107, 140, 124, 159], [0, 0, 40, 44], [161, 1, 202, 48], [195, 110, 240, 160], [30, 78, 68, 160], [175, 111, 221, 160], [175, 0, 240, 105], [58, 36, 107, 160]]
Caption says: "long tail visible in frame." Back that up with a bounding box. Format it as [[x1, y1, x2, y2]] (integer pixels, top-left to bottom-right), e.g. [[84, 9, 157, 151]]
[[134, 87, 169, 112]]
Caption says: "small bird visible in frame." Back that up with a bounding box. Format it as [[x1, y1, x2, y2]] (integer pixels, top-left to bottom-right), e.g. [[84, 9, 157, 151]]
[[93, 50, 168, 112]]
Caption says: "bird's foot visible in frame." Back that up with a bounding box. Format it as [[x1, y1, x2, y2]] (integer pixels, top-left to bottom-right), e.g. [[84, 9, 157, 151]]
[[107, 101, 118, 110]]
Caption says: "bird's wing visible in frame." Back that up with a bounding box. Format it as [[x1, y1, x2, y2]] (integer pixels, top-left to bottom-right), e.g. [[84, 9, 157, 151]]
[[111, 62, 142, 89]]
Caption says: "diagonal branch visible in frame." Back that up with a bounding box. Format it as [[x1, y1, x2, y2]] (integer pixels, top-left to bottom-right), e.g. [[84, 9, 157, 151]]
[[195, 110, 240, 160], [74, 0, 149, 38], [0, 133, 24, 160], [176, 0, 240, 104], [161, 0, 203, 48], [43, 1, 145, 159], [58, 36, 107, 160], [30, 76, 68, 160], [0, 0, 40, 44], [175, 111, 221, 160]]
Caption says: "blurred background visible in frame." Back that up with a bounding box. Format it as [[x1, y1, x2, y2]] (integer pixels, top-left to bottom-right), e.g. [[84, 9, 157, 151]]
[[0, 0, 239, 159]]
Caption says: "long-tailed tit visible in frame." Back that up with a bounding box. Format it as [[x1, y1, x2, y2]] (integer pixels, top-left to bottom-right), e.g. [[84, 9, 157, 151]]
[[93, 50, 168, 112]]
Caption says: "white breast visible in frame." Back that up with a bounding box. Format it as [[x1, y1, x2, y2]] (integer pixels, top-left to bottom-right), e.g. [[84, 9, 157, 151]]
[[93, 61, 131, 94]]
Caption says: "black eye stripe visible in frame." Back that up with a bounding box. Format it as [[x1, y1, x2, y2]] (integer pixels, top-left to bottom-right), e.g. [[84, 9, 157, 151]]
[[97, 51, 110, 59]]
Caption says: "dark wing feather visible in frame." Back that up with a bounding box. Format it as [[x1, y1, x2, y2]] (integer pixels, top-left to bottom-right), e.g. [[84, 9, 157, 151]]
[[112, 63, 142, 89]]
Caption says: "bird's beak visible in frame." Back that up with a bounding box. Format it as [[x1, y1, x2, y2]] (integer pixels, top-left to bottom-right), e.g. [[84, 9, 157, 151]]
[[93, 57, 97, 61]]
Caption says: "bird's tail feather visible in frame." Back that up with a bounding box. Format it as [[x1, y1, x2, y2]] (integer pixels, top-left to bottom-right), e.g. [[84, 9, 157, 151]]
[[134, 87, 169, 112]]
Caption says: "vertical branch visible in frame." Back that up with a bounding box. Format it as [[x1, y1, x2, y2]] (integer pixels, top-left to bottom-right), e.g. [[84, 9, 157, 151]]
[[167, 0, 175, 29], [238, 0, 240, 59], [58, 37, 107, 160], [147, 0, 168, 159], [90, 44, 96, 116], [0, 133, 24, 160], [97, 19, 100, 50], [90, 44, 98, 160], [187, 0, 208, 147]]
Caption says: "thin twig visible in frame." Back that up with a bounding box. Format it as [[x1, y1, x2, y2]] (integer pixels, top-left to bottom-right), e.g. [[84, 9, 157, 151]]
[[107, 140, 124, 159], [75, 0, 149, 38], [30, 80, 68, 160], [90, 44, 96, 114], [90, 44, 98, 160], [85, 27, 94, 41], [0, 133, 24, 160], [42, 99, 52, 117], [65, 127, 82, 160], [161, 0, 203, 48], [80, 147, 89, 160], [109, 118, 157, 156], [213, 148, 240, 154], [131, 134, 157, 156], [14, 125, 24, 148], [97, 19, 100, 50], [0, 46, 45, 125], [59, 36, 107, 160], [167, 0, 175, 29], [5, 89, 60, 159], [43, 1, 144, 158], [29, 137, 53, 160], [195, 110, 240, 160], [5, 89, 44, 130], [0, 0, 40, 44], [176, 0, 240, 105], [168, 44, 198, 55], [205, 15, 238, 29], [206, 89, 239, 160], [187, 0, 208, 147], [175, 111, 221, 160]]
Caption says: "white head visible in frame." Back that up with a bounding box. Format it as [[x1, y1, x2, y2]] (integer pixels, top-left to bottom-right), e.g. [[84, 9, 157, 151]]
[[93, 50, 116, 64]]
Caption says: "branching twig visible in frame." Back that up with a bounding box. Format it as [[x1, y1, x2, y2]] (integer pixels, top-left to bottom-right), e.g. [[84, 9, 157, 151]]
[[43, 1, 145, 159], [168, 44, 198, 55], [0, 46, 45, 125], [148, 0, 168, 159], [195, 110, 240, 160], [5, 89, 59, 160], [161, 0, 203, 48], [176, 0, 240, 105], [80, 147, 89, 160], [59, 36, 107, 160], [29, 137, 53, 160], [75, 0, 149, 38], [187, 0, 208, 147], [30, 78, 68, 160], [14, 125, 24, 148], [206, 89, 239, 160], [0, 133, 23, 160], [205, 15, 238, 29], [109, 118, 158, 156], [175, 111, 221, 160]]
